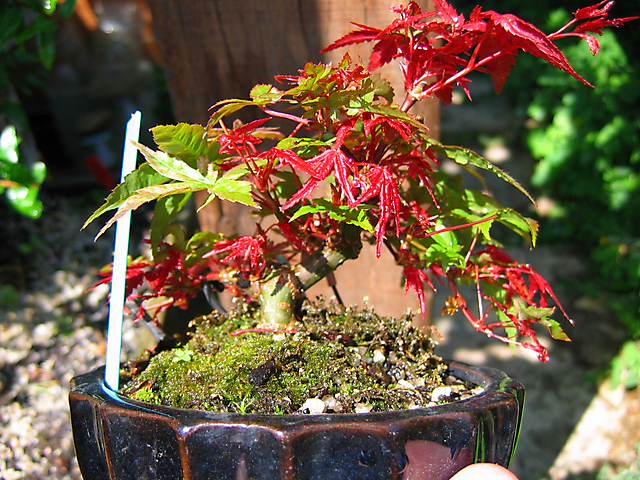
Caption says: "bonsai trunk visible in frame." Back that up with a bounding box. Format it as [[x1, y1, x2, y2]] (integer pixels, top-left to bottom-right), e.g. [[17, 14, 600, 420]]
[[261, 224, 363, 325]]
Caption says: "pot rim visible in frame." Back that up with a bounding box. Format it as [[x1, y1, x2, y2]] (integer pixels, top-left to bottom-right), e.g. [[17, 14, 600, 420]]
[[70, 360, 524, 426]]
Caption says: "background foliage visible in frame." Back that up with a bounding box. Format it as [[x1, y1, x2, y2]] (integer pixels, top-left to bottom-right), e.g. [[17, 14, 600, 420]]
[[0, 0, 77, 218], [453, 0, 640, 383]]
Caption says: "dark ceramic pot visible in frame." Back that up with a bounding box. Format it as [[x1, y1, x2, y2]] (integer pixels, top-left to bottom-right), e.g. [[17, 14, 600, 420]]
[[69, 361, 523, 480]]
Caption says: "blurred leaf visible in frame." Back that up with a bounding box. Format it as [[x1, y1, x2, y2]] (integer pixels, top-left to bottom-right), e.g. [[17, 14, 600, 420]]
[[539, 316, 570, 341], [0, 125, 20, 164], [59, 0, 77, 18], [6, 185, 44, 218], [150, 193, 192, 257], [43, 0, 58, 15], [0, 284, 19, 308], [0, 5, 24, 50], [15, 14, 57, 45]]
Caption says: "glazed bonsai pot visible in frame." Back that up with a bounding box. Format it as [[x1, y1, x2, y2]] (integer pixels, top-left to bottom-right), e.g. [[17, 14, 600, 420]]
[[69, 361, 524, 480]]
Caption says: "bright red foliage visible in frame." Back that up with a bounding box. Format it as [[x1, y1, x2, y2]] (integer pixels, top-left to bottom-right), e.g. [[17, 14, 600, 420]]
[[351, 164, 401, 257], [91, 241, 221, 320], [204, 234, 268, 278], [218, 118, 270, 157], [323, 0, 635, 103], [281, 147, 357, 210], [441, 247, 572, 361]]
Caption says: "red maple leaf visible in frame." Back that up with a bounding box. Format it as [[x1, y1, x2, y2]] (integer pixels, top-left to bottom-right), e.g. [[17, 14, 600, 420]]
[[433, 0, 464, 29], [403, 265, 435, 316], [553, 2, 638, 55], [218, 118, 271, 156], [351, 164, 401, 257], [280, 148, 357, 210], [362, 115, 412, 143], [205, 235, 267, 276], [474, 32, 517, 94], [574, 0, 614, 20], [280, 123, 359, 211], [484, 11, 591, 86], [323, 0, 635, 106]]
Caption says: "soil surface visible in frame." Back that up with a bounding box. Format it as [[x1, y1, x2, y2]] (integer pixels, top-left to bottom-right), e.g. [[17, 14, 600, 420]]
[[119, 303, 470, 415]]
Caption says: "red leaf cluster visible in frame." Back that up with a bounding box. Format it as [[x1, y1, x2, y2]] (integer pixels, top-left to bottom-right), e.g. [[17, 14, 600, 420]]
[[446, 247, 572, 361], [323, 0, 635, 103], [91, 242, 220, 321]]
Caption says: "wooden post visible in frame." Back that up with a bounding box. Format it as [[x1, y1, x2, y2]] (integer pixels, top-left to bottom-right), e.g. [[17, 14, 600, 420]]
[[146, 0, 438, 320]]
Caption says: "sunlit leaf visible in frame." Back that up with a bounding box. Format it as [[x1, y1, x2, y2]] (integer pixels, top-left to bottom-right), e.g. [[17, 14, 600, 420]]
[[539, 317, 570, 341], [290, 198, 374, 232], [134, 142, 213, 185], [495, 208, 539, 247], [151, 124, 207, 161], [95, 182, 204, 239], [82, 163, 169, 229], [437, 145, 535, 204]]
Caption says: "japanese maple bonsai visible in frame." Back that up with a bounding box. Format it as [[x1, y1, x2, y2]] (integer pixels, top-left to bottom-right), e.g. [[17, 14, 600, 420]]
[[70, 1, 634, 479]]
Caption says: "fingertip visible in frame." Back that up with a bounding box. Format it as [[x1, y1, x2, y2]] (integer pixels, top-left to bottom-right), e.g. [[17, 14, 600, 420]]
[[450, 463, 519, 480]]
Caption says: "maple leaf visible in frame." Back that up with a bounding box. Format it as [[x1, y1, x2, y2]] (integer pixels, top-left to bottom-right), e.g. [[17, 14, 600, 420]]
[[403, 266, 435, 316], [433, 0, 464, 30], [476, 33, 517, 94], [564, 3, 638, 55], [475, 246, 572, 322], [151, 123, 207, 160], [320, 25, 381, 56], [260, 147, 310, 173], [481, 10, 592, 87], [362, 115, 412, 143], [205, 235, 267, 276], [352, 164, 401, 257], [369, 37, 403, 71], [218, 118, 271, 156], [90, 258, 151, 298], [322, 0, 635, 108], [574, 0, 614, 20], [280, 128, 358, 211]]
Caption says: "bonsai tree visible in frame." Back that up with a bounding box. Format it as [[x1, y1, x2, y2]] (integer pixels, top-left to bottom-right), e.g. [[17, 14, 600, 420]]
[[84, 1, 633, 410]]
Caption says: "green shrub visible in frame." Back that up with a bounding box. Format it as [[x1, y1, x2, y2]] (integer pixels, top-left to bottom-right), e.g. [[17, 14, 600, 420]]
[[1, 0, 78, 218]]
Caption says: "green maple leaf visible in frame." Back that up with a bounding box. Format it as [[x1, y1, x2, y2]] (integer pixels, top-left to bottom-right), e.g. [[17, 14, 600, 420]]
[[289, 198, 374, 232], [435, 144, 535, 205], [151, 123, 207, 161], [88, 144, 256, 239]]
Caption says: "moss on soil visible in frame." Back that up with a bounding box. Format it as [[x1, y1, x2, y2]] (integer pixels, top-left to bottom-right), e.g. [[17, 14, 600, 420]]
[[120, 299, 471, 414]]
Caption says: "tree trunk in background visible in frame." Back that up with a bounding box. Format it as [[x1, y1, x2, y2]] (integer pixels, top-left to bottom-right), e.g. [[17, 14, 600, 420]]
[[146, 0, 437, 320]]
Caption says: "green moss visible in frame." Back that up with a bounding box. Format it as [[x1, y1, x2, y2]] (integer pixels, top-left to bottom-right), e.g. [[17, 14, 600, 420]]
[[130, 386, 155, 403], [120, 299, 454, 414]]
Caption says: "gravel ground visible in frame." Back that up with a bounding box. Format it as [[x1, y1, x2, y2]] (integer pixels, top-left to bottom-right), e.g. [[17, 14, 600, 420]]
[[1, 190, 638, 480], [0, 191, 144, 480]]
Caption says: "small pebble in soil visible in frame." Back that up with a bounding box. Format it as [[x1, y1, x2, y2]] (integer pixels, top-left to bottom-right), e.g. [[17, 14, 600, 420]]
[[431, 386, 453, 403], [299, 398, 326, 414]]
